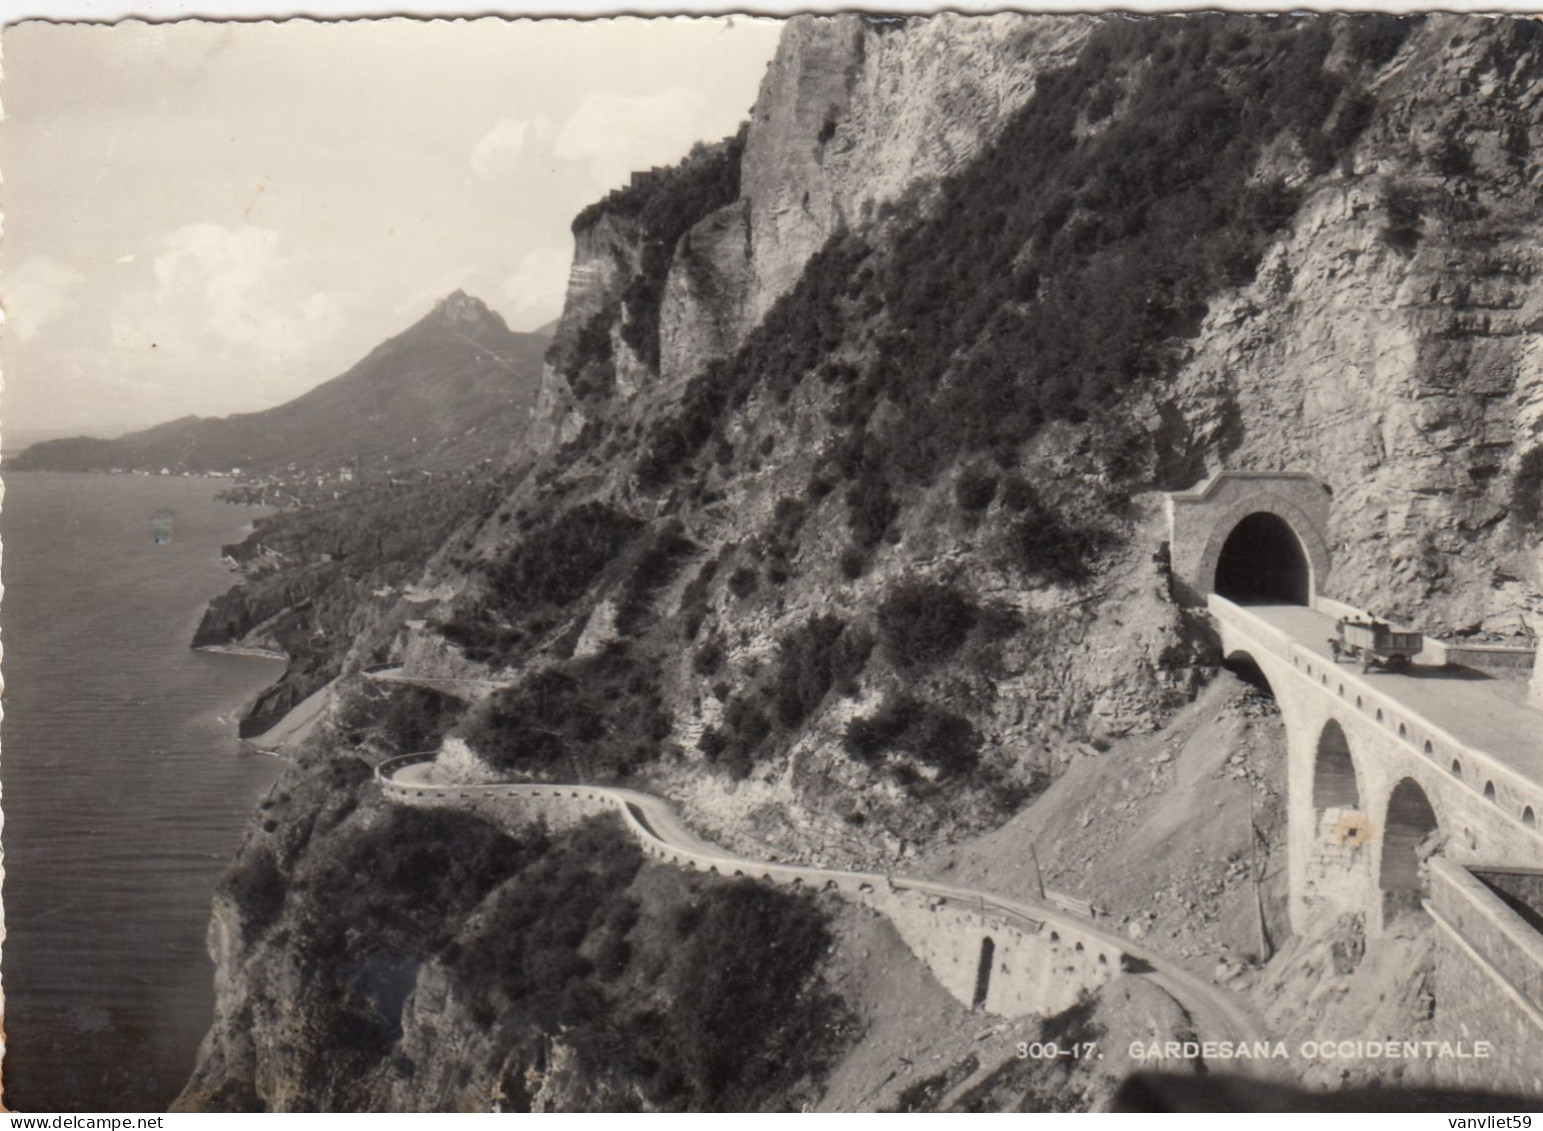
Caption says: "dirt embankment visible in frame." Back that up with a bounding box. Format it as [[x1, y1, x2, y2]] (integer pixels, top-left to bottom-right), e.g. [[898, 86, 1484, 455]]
[[923, 674, 1291, 977]]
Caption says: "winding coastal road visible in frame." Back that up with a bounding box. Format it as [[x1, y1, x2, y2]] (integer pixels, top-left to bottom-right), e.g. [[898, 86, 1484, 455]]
[[361, 665, 511, 702], [377, 755, 1271, 1063]]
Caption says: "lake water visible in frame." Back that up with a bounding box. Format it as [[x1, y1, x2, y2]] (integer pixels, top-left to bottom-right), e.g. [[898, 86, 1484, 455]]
[[2, 473, 284, 1112]]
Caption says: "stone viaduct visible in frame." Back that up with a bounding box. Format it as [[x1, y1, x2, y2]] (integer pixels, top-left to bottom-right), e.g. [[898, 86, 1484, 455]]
[[1168, 471, 1543, 933], [1169, 470, 1543, 1094]]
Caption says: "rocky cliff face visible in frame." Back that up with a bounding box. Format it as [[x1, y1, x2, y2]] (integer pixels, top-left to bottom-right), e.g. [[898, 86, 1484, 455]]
[[527, 215, 643, 453], [531, 15, 1091, 455], [176, 762, 865, 1113], [376, 13, 1543, 866], [1173, 16, 1543, 637], [738, 14, 1088, 326], [536, 12, 1543, 635], [493, 13, 1543, 857]]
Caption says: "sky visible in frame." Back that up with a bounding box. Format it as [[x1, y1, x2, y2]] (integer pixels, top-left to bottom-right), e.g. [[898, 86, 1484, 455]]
[[0, 16, 782, 439]]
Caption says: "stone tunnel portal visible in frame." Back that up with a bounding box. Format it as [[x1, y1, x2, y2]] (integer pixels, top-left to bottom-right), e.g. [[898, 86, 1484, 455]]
[[1213, 512, 1312, 606], [1380, 778, 1441, 927]]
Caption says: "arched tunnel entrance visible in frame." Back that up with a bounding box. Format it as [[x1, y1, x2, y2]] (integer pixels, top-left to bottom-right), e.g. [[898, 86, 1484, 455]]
[[1213, 512, 1312, 605], [1380, 778, 1441, 927], [1312, 720, 1360, 812]]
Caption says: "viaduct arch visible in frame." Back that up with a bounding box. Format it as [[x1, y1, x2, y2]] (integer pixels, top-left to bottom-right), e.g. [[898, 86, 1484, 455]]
[[1173, 471, 1543, 940], [1313, 720, 1361, 813], [1380, 778, 1441, 926], [1222, 648, 1274, 696]]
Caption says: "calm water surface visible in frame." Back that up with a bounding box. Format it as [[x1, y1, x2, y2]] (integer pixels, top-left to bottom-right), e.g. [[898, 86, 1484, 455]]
[[3, 473, 283, 1111]]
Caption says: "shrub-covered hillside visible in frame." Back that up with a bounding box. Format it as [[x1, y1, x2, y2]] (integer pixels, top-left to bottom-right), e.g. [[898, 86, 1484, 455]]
[[182, 770, 856, 1112], [394, 14, 1444, 857], [197, 466, 519, 736]]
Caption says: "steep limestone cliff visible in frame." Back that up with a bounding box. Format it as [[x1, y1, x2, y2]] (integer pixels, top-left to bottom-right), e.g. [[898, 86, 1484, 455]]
[[531, 15, 1091, 455], [1172, 16, 1543, 637], [738, 14, 1088, 326], [526, 214, 644, 453], [447, 12, 1542, 862]]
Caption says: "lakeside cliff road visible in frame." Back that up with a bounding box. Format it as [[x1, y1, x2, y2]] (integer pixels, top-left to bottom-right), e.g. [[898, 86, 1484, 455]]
[[378, 755, 1271, 1068], [362, 665, 511, 702]]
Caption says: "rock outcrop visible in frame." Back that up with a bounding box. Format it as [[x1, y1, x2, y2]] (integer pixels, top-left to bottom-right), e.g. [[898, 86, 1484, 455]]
[[1173, 16, 1543, 636], [739, 14, 1089, 325]]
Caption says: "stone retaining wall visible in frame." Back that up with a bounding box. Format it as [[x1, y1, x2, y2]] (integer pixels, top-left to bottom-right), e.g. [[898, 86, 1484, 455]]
[[377, 759, 1126, 1022], [1427, 858, 1543, 1098]]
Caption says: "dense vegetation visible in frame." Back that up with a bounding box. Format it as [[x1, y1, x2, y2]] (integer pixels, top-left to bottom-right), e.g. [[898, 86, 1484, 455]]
[[224, 471, 517, 580], [844, 693, 982, 781], [199, 470, 516, 735], [330, 683, 466, 756], [489, 502, 643, 610], [698, 614, 873, 778], [441, 502, 643, 664], [637, 15, 1409, 531], [458, 642, 673, 779], [876, 580, 980, 669], [220, 800, 853, 1111], [613, 520, 697, 635]]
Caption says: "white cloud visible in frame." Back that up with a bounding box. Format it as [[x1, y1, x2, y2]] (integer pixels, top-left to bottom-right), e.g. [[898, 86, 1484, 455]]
[[555, 89, 718, 191], [4, 254, 84, 340], [502, 242, 573, 327], [470, 116, 552, 181], [109, 221, 352, 377]]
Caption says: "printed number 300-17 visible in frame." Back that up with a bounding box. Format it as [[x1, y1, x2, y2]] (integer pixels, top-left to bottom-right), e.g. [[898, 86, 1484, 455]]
[[1015, 1042, 1100, 1060]]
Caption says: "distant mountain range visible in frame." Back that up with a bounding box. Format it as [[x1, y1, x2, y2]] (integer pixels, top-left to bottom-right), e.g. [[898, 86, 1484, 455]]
[[11, 291, 550, 475]]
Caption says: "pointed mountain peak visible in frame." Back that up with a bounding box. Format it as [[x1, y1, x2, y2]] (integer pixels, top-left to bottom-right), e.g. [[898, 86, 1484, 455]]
[[428, 289, 504, 330]]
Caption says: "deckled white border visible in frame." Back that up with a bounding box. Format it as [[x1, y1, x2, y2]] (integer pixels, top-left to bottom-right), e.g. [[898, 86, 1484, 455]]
[[1, 1, 1538, 1120], [6, 0, 1543, 26]]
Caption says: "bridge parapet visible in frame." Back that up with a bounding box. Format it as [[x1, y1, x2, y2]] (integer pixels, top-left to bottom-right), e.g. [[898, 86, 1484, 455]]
[[1429, 860, 1543, 1017], [1426, 859, 1543, 1097], [1212, 596, 1543, 843]]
